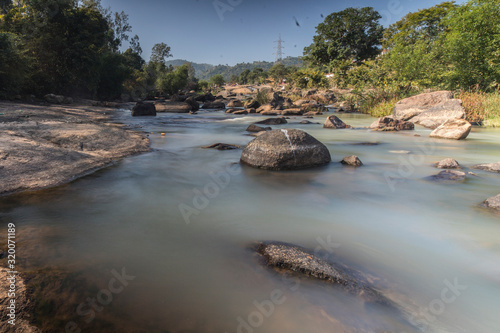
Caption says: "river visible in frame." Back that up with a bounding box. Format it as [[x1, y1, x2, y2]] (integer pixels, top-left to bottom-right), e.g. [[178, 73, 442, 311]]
[[1, 108, 500, 332]]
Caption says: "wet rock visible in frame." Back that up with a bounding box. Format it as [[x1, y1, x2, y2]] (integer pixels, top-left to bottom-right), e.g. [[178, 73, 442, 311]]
[[370, 116, 414, 131], [227, 100, 244, 108], [131, 102, 156, 116], [254, 118, 287, 126], [241, 129, 331, 170], [202, 100, 226, 109], [202, 143, 241, 150], [246, 100, 261, 109], [246, 124, 271, 133], [303, 111, 322, 117], [341, 155, 363, 167], [246, 108, 256, 114], [256, 241, 392, 305], [434, 158, 460, 169], [473, 162, 500, 173], [430, 119, 472, 140], [300, 120, 319, 124], [233, 110, 248, 115], [429, 170, 466, 182], [185, 96, 200, 111], [482, 194, 500, 211], [225, 108, 238, 113], [195, 92, 216, 102], [323, 115, 349, 129], [154, 101, 191, 113]]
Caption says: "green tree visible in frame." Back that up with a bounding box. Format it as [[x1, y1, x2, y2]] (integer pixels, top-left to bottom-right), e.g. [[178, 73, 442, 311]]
[[443, 0, 500, 90], [238, 69, 250, 84], [209, 74, 225, 86], [150, 42, 172, 65], [0, 32, 26, 97], [304, 7, 383, 66], [268, 63, 289, 84], [156, 64, 189, 96]]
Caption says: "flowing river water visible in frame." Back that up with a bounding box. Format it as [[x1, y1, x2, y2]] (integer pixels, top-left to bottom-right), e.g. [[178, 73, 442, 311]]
[[2, 108, 500, 332]]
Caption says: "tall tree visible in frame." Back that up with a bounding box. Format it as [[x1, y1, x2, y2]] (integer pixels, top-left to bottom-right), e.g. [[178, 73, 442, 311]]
[[304, 7, 383, 66], [150, 42, 172, 65]]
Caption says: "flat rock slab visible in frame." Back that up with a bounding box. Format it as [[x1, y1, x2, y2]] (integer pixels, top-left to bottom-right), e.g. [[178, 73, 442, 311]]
[[154, 101, 192, 113], [256, 241, 392, 306], [473, 162, 500, 173]]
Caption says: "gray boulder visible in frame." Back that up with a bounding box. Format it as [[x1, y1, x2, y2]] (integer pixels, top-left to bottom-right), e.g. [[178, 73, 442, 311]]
[[370, 116, 414, 131], [324, 115, 349, 129], [430, 119, 472, 140], [434, 158, 461, 169], [473, 162, 500, 173], [254, 117, 287, 125], [240, 129, 331, 170], [429, 170, 466, 182], [394, 91, 465, 129], [482, 194, 500, 211], [132, 102, 156, 116], [341, 155, 363, 167]]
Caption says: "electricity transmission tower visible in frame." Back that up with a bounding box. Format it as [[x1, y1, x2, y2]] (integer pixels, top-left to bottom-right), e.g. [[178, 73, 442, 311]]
[[274, 34, 284, 63]]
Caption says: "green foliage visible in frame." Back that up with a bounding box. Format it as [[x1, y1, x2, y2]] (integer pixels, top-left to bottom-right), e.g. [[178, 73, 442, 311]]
[[457, 88, 500, 126], [304, 7, 383, 66], [198, 80, 209, 91], [156, 64, 189, 96], [442, 0, 500, 90], [255, 90, 270, 105], [209, 74, 225, 86], [291, 68, 329, 89], [0, 32, 26, 98], [150, 42, 172, 65]]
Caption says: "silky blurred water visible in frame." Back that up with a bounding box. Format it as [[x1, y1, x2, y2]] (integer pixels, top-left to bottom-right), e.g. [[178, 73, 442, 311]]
[[2, 109, 500, 333]]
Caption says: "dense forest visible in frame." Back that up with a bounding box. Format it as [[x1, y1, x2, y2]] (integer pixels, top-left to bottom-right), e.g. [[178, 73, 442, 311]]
[[1, 0, 499, 122]]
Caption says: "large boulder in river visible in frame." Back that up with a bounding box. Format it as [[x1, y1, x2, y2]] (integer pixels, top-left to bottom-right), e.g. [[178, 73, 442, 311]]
[[370, 116, 414, 131], [256, 241, 394, 305], [245, 100, 261, 109], [241, 129, 331, 170], [430, 119, 472, 140], [132, 102, 156, 116], [394, 91, 465, 129], [254, 117, 287, 125], [154, 101, 191, 113], [227, 99, 244, 108], [202, 100, 226, 109], [482, 194, 500, 211], [185, 96, 200, 111], [324, 115, 349, 129]]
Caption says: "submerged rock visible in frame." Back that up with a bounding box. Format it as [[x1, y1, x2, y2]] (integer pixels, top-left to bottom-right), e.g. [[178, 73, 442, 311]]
[[131, 102, 156, 117], [323, 115, 349, 129], [370, 116, 414, 131], [428, 170, 466, 182], [473, 162, 500, 173], [341, 155, 363, 167], [254, 117, 287, 125], [255, 241, 392, 305], [246, 124, 271, 133], [202, 143, 241, 150], [430, 119, 472, 140], [482, 194, 500, 211], [434, 158, 460, 169], [240, 129, 331, 170]]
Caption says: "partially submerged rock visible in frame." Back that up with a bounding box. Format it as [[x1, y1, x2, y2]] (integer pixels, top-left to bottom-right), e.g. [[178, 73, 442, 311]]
[[430, 119, 472, 140], [202, 143, 241, 150], [370, 116, 414, 131], [154, 101, 192, 113], [254, 117, 287, 125], [341, 155, 363, 167], [201, 101, 226, 109], [246, 124, 271, 133], [131, 102, 156, 116], [323, 115, 349, 129], [227, 99, 243, 108], [482, 194, 500, 211], [240, 129, 331, 170], [428, 170, 466, 182], [255, 241, 392, 305], [434, 158, 460, 169], [473, 162, 500, 173]]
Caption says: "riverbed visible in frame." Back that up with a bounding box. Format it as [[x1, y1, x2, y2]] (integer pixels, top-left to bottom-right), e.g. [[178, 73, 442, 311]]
[[2, 108, 500, 332]]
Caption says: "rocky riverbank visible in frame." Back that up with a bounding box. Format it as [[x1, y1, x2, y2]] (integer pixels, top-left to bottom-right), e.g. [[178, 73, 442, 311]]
[[0, 101, 150, 196]]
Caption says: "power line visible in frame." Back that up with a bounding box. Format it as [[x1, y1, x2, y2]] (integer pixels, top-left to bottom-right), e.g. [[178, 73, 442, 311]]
[[274, 33, 284, 63]]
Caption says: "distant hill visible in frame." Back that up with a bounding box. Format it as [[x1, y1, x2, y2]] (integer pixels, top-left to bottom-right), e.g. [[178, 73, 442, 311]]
[[165, 57, 302, 81]]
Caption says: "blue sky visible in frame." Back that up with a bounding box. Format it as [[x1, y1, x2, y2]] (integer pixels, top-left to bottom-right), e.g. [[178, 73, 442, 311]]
[[100, 0, 464, 66]]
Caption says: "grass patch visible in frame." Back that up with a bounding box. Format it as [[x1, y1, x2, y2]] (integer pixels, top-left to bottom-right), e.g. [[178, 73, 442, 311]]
[[457, 89, 500, 126], [255, 90, 270, 105]]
